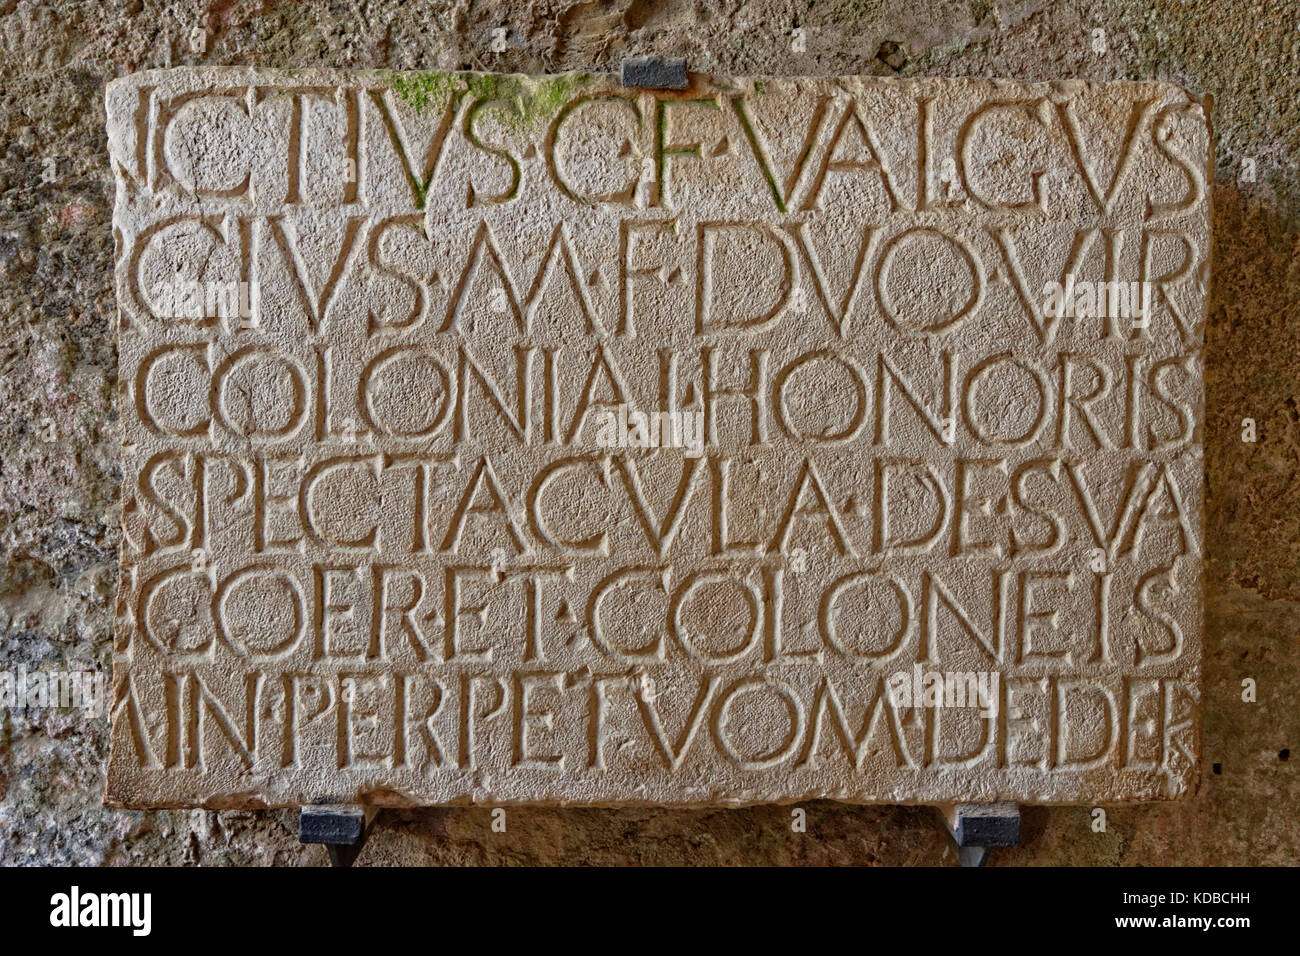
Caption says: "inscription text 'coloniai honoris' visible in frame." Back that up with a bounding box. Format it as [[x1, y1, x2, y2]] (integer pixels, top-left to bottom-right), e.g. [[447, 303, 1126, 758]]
[[105, 69, 1210, 808]]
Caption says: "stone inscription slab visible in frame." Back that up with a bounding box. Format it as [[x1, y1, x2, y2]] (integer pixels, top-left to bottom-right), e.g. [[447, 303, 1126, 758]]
[[106, 69, 1209, 808]]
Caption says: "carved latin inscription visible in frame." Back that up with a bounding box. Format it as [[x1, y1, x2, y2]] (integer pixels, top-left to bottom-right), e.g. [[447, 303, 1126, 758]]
[[106, 69, 1210, 808]]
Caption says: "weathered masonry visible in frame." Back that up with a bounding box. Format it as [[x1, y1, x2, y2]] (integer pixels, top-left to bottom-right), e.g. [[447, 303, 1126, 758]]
[[106, 69, 1209, 808]]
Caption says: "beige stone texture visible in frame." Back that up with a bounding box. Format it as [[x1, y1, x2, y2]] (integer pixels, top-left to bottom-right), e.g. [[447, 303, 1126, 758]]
[[105, 68, 1208, 809]]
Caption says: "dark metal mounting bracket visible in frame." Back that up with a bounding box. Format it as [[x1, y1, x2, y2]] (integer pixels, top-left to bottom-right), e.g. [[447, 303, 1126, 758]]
[[937, 802, 1022, 867], [620, 56, 688, 89], [299, 804, 379, 868]]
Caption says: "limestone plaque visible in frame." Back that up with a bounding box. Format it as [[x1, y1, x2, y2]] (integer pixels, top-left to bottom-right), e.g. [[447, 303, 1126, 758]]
[[105, 69, 1209, 809]]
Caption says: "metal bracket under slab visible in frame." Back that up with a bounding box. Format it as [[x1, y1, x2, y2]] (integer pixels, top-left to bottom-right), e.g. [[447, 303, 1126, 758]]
[[937, 802, 1021, 867], [620, 56, 688, 89], [299, 804, 378, 868]]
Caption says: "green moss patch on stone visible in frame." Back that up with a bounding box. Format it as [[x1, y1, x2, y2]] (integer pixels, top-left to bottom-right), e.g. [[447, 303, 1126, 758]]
[[387, 70, 594, 132]]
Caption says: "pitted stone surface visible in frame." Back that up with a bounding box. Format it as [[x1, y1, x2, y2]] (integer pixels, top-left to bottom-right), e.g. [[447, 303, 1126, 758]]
[[105, 68, 1209, 809]]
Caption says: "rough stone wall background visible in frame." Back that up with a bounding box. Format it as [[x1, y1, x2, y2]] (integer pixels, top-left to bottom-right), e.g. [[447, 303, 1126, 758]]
[[0, 0, 1295, 866]]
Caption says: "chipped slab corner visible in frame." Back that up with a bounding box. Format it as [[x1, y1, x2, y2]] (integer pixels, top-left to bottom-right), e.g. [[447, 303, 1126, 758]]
[[105, 68, 1209, 810]]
